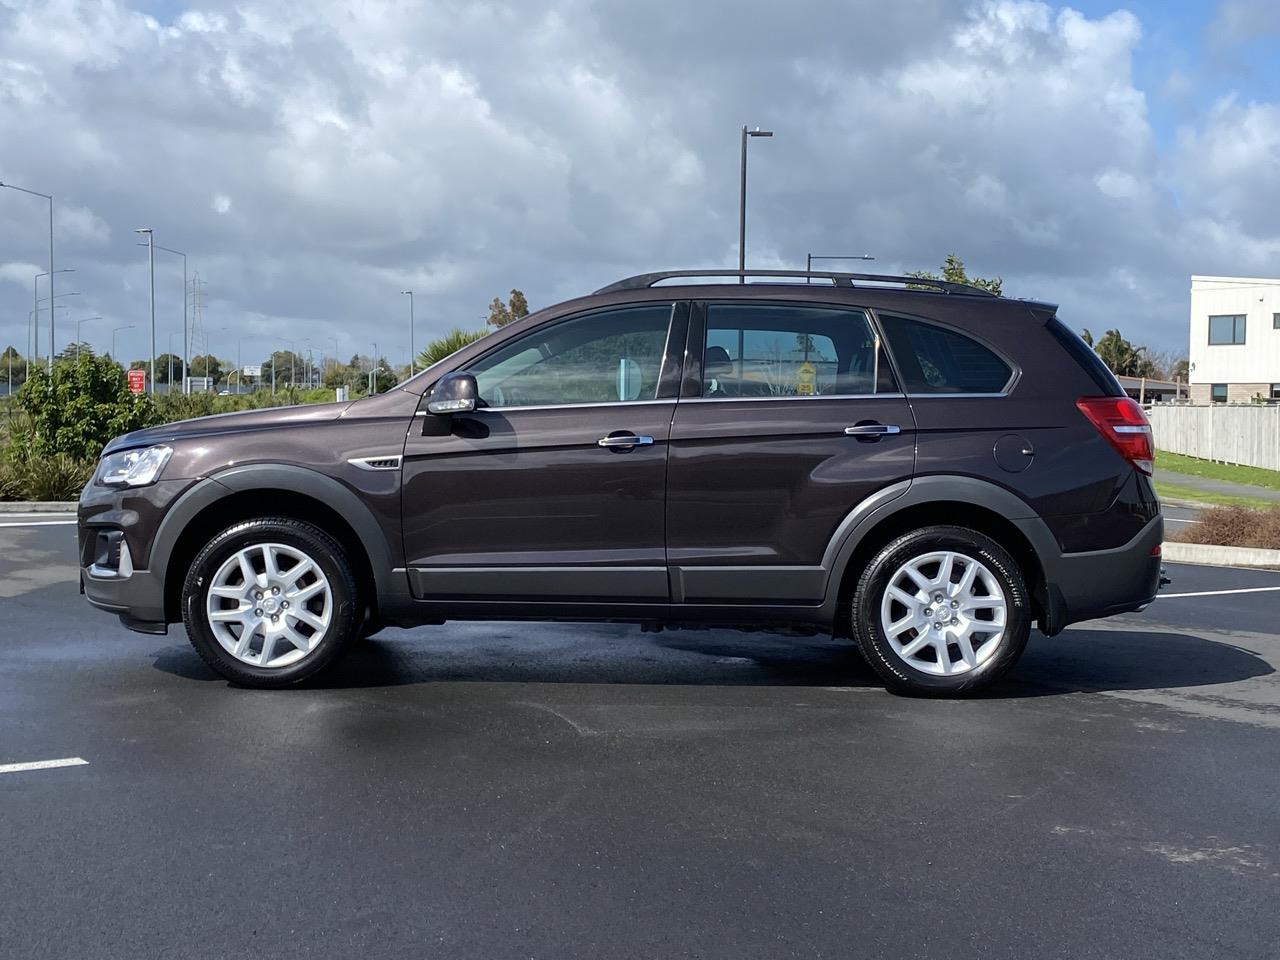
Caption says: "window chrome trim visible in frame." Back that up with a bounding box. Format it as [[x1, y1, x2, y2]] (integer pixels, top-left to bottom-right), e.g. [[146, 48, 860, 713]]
[[677, 392, 907, 403], [469, 399, 676, 414], [903, 392, 1011, 399]]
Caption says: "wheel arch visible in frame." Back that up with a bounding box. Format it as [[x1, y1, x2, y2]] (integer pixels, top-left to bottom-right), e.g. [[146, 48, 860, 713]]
[[823, 476, 1059, 635], [154, 465, 400, 623]]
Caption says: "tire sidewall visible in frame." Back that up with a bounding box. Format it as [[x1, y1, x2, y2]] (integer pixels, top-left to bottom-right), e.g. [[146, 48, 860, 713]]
[[855, 526, 1030, 696], [182, 519, 359, 687]]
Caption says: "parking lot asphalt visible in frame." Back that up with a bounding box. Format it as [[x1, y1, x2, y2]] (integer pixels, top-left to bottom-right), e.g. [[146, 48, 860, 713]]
[[2, 520, 1279, 960]]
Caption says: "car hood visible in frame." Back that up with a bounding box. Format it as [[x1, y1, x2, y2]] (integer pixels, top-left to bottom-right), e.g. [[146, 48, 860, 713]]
[[102, 401, 354, 455]]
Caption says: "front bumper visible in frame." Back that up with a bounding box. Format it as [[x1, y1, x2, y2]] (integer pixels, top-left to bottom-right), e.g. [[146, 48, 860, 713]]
[[78, 478, 191, 634], [82, 561, 168, 634], [1038, 513, 1164, 631]]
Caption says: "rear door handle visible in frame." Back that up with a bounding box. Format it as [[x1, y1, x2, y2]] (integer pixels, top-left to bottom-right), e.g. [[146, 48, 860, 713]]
[[844, 424, 901, 436], [598, 433, 655, 449]]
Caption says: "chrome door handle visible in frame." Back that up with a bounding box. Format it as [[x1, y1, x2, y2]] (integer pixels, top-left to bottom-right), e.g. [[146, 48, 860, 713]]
[[598, 434, 654, 448], [844, 424, 901, 436]]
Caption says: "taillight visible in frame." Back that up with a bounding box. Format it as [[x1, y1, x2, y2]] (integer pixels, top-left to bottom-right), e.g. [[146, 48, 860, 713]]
[[1076, 396, 1154, 475]]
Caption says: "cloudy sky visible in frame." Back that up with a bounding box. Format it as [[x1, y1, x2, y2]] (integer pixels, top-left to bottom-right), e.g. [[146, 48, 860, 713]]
[[1, 0, 1278, 370]]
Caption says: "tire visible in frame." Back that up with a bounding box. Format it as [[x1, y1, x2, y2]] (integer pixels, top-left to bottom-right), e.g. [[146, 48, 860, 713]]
[[852, 525, 1031, 697], [181, 517, 360, 688]]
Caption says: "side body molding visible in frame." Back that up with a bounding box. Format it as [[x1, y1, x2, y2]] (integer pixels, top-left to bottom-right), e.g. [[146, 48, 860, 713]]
[[147, 464, 408, 607]]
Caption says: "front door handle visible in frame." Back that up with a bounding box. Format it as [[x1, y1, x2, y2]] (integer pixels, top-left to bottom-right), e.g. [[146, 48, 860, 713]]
[[598, 432, 655, 449], [844, 423, 901, 436]]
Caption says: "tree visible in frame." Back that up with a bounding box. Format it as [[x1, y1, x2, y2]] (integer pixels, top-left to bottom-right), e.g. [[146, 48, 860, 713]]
[[1092, 329, 1158, 377], [260, 350, 315, 388], [2, 346, 28, 393], [57, 342, 95, 363], [487, 288, 531, 327], [418, 328, 489, 369], [908, 253, 1003, 296], [188, 354, 225, 383], [154, 353, 185, 384]]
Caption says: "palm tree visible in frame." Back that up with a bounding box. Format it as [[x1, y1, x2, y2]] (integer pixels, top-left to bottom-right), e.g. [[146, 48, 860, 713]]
[[417, 328, 489, 369]]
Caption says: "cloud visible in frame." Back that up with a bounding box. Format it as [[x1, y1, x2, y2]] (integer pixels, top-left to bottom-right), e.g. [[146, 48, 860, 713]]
[[0, 0, 1277, 364]]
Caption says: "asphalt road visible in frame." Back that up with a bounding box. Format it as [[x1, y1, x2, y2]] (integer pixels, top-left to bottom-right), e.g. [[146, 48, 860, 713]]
[[2, 519, 1279, 960]]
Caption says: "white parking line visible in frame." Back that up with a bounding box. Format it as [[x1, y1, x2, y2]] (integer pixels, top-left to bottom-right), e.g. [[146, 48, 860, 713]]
[[0, 757, 89, 775], [1161, 586, 1280, 599], [0, 520, 77, 528], [1164, 517, 1200, 524]]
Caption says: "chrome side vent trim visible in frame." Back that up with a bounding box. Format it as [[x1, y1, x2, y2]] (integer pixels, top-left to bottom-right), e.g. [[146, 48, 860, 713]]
[[347, 455, 403, 471]]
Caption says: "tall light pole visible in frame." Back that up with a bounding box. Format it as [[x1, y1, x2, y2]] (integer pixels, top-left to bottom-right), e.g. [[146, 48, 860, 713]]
[[135, 228, 156, 394], [139, 241, 187, 394], [32, 268, 74, 365], [75, 316, 102, 361], [111, 324, 135, 364], [370, 342, 378, 395], [1, 180, 56, 371], [806, 253, 875, 283], [401, 290, 415, 375], [738, 126, 773, 283]]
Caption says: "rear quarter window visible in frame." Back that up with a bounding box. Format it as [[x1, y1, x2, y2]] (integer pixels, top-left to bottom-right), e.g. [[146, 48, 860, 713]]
[[878, 314, 1014, 394]]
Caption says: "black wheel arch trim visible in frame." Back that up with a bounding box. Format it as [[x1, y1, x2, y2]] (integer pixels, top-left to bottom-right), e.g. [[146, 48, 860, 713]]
[[818, 475, 1060, 623], [147, 464, 406, 610]]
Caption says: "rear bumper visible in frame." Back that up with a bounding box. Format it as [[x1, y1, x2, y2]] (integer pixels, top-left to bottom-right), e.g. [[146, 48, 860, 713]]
[[1037, 513, 1164, 631]]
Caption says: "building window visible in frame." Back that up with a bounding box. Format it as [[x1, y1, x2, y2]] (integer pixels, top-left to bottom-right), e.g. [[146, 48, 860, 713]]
[[1211, 384, 1228, 403], [1208, 315, 1246, 344], [1273, 313, 1280, 329], [1271, 384, 1280, 400]]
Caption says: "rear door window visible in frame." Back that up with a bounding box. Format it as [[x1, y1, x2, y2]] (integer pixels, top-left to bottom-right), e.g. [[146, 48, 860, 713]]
[[877, 314, 1014, 395], [700, 303, 896, 398]]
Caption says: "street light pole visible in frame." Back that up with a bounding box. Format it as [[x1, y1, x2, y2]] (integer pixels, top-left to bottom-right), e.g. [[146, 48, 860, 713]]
[[75, 316, 102, 361], [140, 241, 187, 394], [32, 268, 74, 366], [135, 228, 156, 394], [112, 324, 135, 364], [738, 126, 773, 283], [1, 181, 56, 372], [401, 290, 415, 376], [370, 342, 378, 395]]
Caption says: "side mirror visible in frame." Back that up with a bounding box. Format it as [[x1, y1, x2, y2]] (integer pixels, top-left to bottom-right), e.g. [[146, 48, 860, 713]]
[[427, 372, 478, 415]]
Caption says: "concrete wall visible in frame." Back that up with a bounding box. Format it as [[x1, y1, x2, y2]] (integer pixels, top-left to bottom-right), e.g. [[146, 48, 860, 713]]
[[1149, 403, 1280, 471]]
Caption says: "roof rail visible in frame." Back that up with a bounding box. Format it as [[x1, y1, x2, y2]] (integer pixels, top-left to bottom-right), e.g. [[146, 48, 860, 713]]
[[594, 268, 1000, 297]]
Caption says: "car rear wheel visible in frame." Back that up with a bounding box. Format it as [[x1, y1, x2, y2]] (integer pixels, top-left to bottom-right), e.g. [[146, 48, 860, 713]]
[[853, 525, 1031, 697], [181, 518, 359, 688]]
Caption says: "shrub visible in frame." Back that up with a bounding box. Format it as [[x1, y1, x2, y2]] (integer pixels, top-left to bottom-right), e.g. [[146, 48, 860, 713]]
[[1171, 506, 1280, 550], [16, 355, 154, 461], [0, 449, 95, 502]]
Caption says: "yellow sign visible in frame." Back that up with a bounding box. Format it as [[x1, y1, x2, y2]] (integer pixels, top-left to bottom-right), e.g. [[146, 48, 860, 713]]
[[796, 361, 817, 396]]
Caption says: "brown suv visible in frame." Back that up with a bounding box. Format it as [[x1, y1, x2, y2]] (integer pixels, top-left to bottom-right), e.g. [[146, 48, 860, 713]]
[[78, 269, 1164, 695]]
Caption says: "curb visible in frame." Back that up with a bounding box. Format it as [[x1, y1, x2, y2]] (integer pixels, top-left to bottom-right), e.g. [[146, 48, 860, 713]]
[[0, 501, 78, 514], [1163, 541, 1280, 569]]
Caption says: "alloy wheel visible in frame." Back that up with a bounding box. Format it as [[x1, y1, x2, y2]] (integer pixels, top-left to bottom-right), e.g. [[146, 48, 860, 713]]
[[879, 550, 1008, 676], [204, 542, 333, 669]]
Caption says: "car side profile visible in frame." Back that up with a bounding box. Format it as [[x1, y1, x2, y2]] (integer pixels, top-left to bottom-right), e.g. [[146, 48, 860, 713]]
[[78, 269, 1164, 696]]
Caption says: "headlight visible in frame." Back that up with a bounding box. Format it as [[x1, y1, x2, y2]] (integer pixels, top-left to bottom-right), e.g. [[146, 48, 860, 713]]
[[96, 445, 173, 488]]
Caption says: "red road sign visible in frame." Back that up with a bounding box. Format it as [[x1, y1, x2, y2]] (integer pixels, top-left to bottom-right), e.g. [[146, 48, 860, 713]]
[[127, 368, 146, 395]]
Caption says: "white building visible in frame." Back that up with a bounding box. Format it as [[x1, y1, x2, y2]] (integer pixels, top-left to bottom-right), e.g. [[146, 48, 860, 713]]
[[1188, 275, 1280, 403]]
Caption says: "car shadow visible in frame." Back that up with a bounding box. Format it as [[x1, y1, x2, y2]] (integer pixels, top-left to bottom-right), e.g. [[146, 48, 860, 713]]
[[150, 622, 1274, 696]]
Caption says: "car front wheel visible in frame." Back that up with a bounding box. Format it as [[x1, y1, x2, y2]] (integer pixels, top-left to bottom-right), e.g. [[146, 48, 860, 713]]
[[181, 518, 360, 688], [853, 525, 1031, 697]]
